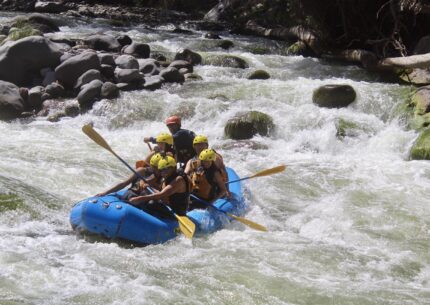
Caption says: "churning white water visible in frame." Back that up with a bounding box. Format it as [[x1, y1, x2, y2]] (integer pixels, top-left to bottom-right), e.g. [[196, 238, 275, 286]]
[[0, 15, 429, 305]]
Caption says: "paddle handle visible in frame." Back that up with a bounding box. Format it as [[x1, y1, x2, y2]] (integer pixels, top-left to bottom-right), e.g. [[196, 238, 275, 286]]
[[226, 177, 250, 185]]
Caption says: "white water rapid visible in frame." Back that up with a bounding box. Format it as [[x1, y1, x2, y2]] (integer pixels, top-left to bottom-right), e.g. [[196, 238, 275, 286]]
[[0, 15, 429, 305]]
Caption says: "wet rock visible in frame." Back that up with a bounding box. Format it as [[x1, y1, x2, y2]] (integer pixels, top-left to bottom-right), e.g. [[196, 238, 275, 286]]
[[159, 67, 184, 83], [115, 55, 139, 70], [174, 49, 202, 65], [0, 36, 62, 86], [55, 51, 100, 89], [100, 64, 115, 79], [412, 86, 430, 116], [64, 100, 80, 117], [35, 1, 67, 14], [74, 69, 102, 89], [203, 54, 248, 69], [0, 80, 25, 120], [77, 79, 103, 108], [116, 82, 142, 91], [414, 35, 430, 55], [143, 75, 163, 91], [98, 53, 115, 66], [224, 111, 274, 140], [286, 41, 311, 56], [410, 128, 430, 160], [398, 68, 430, 86], [172, 28, 193, 35], [169, 60, 193, 74], [335, 118, 359, 138], [122, 42, 150, 59], [313, 84, 356, 108], [100, 82, 119, 99], [247, 70, 270, 80], [27, 13, 60, 33], [114, 68, 142, 83], [47, 111, 67, 122], [138, 58, 160, 75], [116, 34, 132, 47], [45, 82, 64, 98], [83, 34, 121, 52], [42, 70, 56, 86], [28, 86, 44, 109]]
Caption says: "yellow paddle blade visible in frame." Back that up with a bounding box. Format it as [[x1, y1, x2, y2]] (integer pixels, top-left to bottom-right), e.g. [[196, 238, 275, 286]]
[[176, 215, 196, 239], [82, 124, 113, 153], [251, 165, 286, 178], [227, 213, 268, 232]]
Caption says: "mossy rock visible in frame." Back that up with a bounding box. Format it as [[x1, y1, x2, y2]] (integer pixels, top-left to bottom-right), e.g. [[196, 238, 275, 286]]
[[398, 68, 430, 85], [313, 84, 356, 108], [225, 111, 274, 140], [247, 70, 270, 80], [286, 41, 309, 56], [203, 54, 249, 69], [193, 39, 234, 50], [7, 25, 42, 42], [0, 193, 24, 212], [410, 128, 430, 160], [412, 87, 430, 115], [335, 118, 358, 138], [244, 44, 271, 55]]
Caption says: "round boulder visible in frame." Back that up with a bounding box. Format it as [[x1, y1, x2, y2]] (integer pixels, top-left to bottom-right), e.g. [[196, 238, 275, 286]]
[[55, 51, 100, 89], [0, 80, 25, 120], [312, 84, 356, 108], [247, 70, 270, 80], [115, 55, 139, 70], [159, 67, 184, 83], [77, 79, 103, 108], [101, 82, 119, 99], [224, 111, 274, 140], [174, 49, 202, 65], [203, 54, 248, 69], [122, 42, 150, 59], [410, 129, 430, 160], [83, 34, 121, 52]]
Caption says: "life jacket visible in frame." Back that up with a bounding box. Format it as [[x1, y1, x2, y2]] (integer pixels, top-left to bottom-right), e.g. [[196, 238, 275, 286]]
[[189, 162, 220, 201], [190, 149, 228, 182], [173, 129, 196, 164], [162, 170, 190, 216]]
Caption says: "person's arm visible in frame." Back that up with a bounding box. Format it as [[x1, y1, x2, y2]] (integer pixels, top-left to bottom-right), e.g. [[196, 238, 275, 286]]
[[129, 176, 185, 204], [96, 168, 144, 197], [184, 159, 192, 175], [212, 171, 229, 201]]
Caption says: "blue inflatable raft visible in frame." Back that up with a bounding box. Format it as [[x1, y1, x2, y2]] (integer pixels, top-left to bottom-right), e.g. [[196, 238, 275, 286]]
[[70, 167, 246, 244]]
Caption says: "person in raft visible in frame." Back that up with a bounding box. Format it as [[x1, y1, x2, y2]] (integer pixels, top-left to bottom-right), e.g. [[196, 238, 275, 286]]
[[188, 149, 229, 210], [184, 135, 228, 182], [129, 155, 190, 216], [96, 153, 163, 201], [144, 115, 196, 167], [140, 132, 175, 167]]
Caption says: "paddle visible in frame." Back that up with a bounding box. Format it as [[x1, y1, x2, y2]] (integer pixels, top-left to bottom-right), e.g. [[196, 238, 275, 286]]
[[226, 165, 286, 184], [82, 124, 196, 239], [190, 194, 268, 232]]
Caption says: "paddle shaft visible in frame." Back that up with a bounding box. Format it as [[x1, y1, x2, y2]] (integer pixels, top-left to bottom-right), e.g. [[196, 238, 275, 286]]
[[226, 177, 251, 184]]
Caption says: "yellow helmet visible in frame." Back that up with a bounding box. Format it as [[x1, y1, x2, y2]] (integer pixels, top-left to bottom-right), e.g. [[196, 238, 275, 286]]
[[193, 135, 208, 146], [150, 153, 163, 168], [158, 156, 176, 170], [199, 149, 216, 162], [156, 132, 173, 145]]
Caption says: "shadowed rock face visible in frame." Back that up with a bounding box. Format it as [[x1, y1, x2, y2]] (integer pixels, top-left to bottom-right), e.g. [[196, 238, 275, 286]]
[[0, 36, 63, 86], [312, 84, 356, 108], [225, 111, 274, 140], [0, 80, 25, 120]]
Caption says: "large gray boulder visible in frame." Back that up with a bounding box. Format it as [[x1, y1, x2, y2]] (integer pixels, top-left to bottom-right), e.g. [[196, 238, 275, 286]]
[[100, 82, 119, 99], [83, 34, 121, 52], [74, 69, 102, 89], [174, 49, 202, 65], [28, 86, 45, 109], [55, 51, 100, 89], [115, 55, 139, 70], [203, 54, 248, 69], [312, 84, 356, 108], [0, 36, 63, 86], [122, 42, 150, 58], [159, 67, 185, 83], [0, 80, 24, 120], [77, 79, 103, 108], [224, 111, 274, 140], [114, 68, 142, 83]]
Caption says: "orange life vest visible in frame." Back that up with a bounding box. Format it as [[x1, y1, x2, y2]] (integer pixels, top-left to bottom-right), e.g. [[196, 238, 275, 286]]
[[189, 161, 220, 201]]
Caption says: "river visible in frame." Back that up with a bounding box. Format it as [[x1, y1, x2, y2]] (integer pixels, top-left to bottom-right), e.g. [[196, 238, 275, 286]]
[[0, 14, 429, 305]]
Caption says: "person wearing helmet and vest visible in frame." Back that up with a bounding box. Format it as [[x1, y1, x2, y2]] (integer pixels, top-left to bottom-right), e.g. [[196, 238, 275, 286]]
[[96, 153, 163, 201], [129, 155, 190, 216], [188, 149, 228, 210], [144, 115, 196, 167], [184, 135, 228, 182], [142, 132, 175, 166]]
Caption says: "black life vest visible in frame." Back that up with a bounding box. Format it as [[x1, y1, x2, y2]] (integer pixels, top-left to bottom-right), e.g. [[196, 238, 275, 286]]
[[162, 170, 190, 216], [173, 129, 196, 164]]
